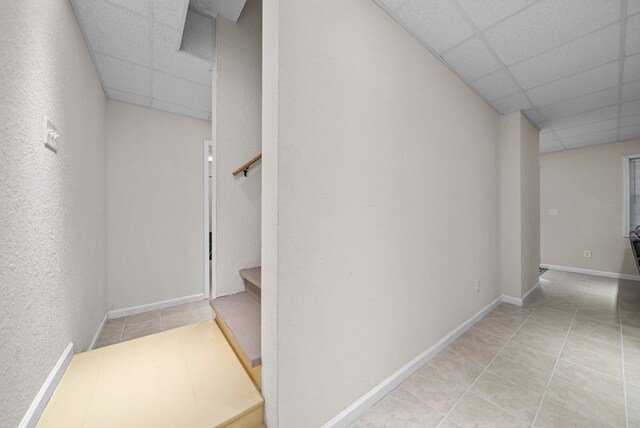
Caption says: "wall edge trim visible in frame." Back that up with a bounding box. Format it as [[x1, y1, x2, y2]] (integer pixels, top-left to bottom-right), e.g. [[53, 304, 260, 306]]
[[502, 282, 541, 307], [18, 342, 74, 428], [321, 295, 504, 427], [540, 264, 640, 282], [107, 294, 205, 319], [88, 313, 108, 351]]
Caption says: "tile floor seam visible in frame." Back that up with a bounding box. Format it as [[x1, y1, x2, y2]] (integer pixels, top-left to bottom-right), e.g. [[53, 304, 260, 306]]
[[435, 301, 541, 428], [530, 276, 598, 427], [619, 277, 630, 428]]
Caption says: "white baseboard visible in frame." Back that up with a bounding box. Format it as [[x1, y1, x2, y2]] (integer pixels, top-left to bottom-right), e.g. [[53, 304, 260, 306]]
[[501, 282, 541, 307], [540, 264, 640, 282], [107, 293, 205, 319], [89, 313, 108, 351], [18, 342, 74, 428], [322, 296, 503, 428]]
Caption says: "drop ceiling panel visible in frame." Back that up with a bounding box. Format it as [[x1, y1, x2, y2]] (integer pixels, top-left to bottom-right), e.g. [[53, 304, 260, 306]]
[[624, 100, 640, 117], [563, 129, 619, 148], [74, 0, 151, 66], [94, 54, 151, 97], [483, 0, 620, 65], [536, 87, 620, 119], [71, 0, 214, 121], [624, 54, 640, 83], [631, 0, 640, 15], [622, 125, 640, 138], [153, 71, 212, 111], [106, 88, 152, 107], [470, 69, 519, 101], [554, 118, 619, 139], [622, 115, 640, 128], [152, 100, 211, 120], [509, 24, 620, 89], [539, 139, 564, 153], [153, 25, 212, 86], [395, 0, 473, 54], [624, 80, 640, 102], [492, 92, 532, 115], [545, 105, 620, 130], [442, 37, 501, 81], [456, 0, 539, 30], [628, 13, 640, 56], [526, 61, 619, 106]]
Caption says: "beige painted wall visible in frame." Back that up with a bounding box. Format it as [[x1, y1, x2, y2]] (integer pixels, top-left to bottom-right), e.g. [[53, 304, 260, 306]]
[[106, 100, 211, 310], [262, 0, 504, 425], [0, 1, 107, 425], [214, 0, 262, 297], [499, 112, 540, 299], [541, 138, 640, 276]]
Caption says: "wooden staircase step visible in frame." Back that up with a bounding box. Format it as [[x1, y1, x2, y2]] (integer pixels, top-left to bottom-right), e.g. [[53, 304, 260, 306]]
[[240, 266, 261, 302], [210, 292, 261, 368]]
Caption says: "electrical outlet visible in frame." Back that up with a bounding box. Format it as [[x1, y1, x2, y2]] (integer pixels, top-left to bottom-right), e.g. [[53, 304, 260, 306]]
[[475, 280, 480, 293], [44, 117, 59, 153], [584, 250, 592, 258]]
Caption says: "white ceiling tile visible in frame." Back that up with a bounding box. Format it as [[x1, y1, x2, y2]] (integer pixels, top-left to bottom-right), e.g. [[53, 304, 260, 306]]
[[523, 108, 545, 125], [456, 0, 538, 30], [621, 124, 640, 138], [154, 0, 189, 29], [470, 69, 520, 101], [526, 61, 620, 106], [509, 24, 620, 89], [554, 118, 619, 138], [106, 88, 152, 107], [631, 0, 640, 15], [153, 71, 211, 111], [562, 129, 619, 148], [104, 0, 151, 16], [190, 0, 217, 17], [624, 54, 640, 83], [622, 115, 640, 128], [537, 87, 619, 121], [442, 37, 501, 81], [546, 105, 619, 130], [483, 0, 620, 65], [73, 0, 151, 66], [375, 0, 407, 11], [628, 13, 640, 56], [540, 139, 564, 153], [490, 92, 532, 114], [152, 100, 211, 120], [94, 54, 151, 96], [623, 99, 640, 116], [540, 131, 558, 143], [623, 80, 640, 102], [180, 8, 214, 60], [154, 24, 212, 86], [396, 0, 473, 54]]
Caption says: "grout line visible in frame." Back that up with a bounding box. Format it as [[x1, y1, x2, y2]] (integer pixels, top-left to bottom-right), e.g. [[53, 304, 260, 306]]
[[617, 0, 629, 142], [435, 301, 541, 427], [530, 276, 588, 427], [619, 279, 629, 428]]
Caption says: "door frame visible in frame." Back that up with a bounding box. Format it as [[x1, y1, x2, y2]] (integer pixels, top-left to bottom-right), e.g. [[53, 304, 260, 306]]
[[203, 139, 215, 299]]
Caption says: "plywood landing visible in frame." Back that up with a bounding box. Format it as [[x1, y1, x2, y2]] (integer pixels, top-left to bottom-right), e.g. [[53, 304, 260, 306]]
[[37, 320, 264, 428]]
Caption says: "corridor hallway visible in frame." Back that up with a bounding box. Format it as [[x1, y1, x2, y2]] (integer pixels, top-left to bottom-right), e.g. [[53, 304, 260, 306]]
[[352, 270, 640, 427]]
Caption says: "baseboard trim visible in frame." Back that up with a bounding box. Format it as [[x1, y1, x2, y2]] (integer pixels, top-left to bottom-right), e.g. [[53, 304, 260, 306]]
[[322, 296, 503, 428], [107, 293, 205, 319], [89, 313, 108, 351], [501, 282, 541, 307], [18, 342, 74, 428], [540, 264, 640, 282]]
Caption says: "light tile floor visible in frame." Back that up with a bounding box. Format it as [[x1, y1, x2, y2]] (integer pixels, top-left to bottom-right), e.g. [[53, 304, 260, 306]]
[[95, 300, 212, 348], [351, 270, 640, 427]]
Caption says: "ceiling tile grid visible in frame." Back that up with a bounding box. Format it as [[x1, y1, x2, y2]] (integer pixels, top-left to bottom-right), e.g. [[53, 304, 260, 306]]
[[374, 0, 640, 153], [71, 0, 212, 121]]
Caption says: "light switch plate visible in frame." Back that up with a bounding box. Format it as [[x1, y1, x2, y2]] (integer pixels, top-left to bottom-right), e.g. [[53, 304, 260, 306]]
[[548, 209, 559, 216], [44, 117, 59, 153], [584, 250, 592, 258]]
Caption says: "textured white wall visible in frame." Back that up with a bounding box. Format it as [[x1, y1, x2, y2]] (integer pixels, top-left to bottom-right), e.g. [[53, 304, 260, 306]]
[[214, 0, 262, 297], [0, 1, 107, 426], [262, 1, 503, 425], [541, 138, 640, 276], [520, 115, 540, 295], [106, 100, 211, 310]]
